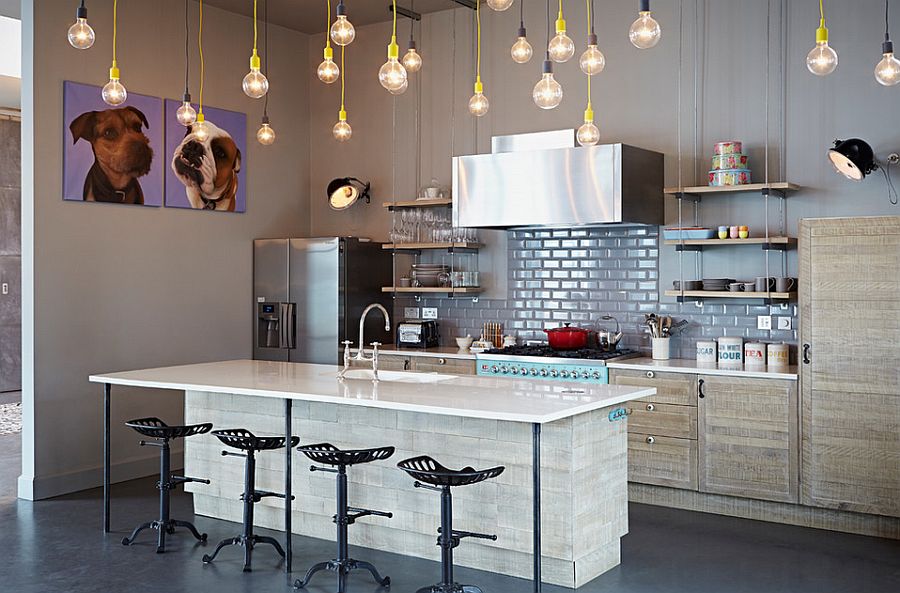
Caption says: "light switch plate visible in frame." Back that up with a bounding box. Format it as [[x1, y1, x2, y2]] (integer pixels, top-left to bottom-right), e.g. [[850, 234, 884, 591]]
[[422, 307, 438, 320], [1, 283, 7, 295], [757, 315, 772, 330], [777, 317, 793, 330], [404, 307, 420, 319]]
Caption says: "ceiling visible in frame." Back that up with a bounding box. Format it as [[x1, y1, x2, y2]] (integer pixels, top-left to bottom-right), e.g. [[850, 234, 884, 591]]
[[203, 0, 465, 35]]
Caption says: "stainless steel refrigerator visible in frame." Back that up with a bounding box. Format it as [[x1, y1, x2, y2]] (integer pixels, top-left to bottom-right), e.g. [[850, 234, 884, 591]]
[[253, 237, 393, 364]]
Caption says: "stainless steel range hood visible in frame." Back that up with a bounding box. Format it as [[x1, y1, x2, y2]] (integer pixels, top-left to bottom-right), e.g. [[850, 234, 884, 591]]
[[452, 142, 664, 229]]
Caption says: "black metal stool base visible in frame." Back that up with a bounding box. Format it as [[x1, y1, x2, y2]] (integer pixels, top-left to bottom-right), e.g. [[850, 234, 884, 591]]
[[122, 519, 207, 553], [203, 534, 286, 572], [415, 585, 483, 593], [294, 558, 390, 591]]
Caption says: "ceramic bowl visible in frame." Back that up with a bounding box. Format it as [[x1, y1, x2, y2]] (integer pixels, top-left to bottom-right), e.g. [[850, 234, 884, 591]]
[[455, 336, 474, 350]]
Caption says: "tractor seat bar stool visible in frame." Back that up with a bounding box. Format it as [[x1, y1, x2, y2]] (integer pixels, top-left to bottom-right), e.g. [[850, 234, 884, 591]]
[[121, 417, 213, 553], [294, 443, 395, 592], [202, 428, 300, 572], [397, 455, 505, 593]]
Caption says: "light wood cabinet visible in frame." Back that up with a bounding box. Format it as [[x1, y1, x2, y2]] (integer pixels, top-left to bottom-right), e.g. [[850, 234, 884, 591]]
[[698, 376, 799, 504], [800, 216, 900, 517], [377, 354, 412, 372], [413, 357, 476, 375], [628, 402, 697, 439], [627, 433, 698, 490], [610, 368, 698, 406]]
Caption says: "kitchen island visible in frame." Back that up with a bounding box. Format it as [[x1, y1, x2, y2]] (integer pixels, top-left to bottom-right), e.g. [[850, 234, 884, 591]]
[[90, 360, 655, 589]]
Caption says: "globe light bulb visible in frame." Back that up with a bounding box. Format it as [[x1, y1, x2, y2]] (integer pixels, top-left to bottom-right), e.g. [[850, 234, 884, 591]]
[[388, 77, 409, 95], [806, 41, 838, 76], [102, 66, 127, 106], [511, 27, 533, 63], [469, 82, 489, 117], [402, 46, 423, 73], [330, 14, 355, 46], [379, 39, 408, 93], [175, 94, 197, 127], [487, 0, 514, 10], [533, 60, 563, 109], [333, 111, 352, 142], [580, 35, 606, 75], [318, 47, 340, 84], [68, 5, 95, 50], [257, 117, 276, 145], [577, 108, 600, 146], [875, 42, 900, 86], [193, 118, 210, 142], [243, 52, 269, 98], [629, 11, 661, 49], [548, 31, 575, 63]]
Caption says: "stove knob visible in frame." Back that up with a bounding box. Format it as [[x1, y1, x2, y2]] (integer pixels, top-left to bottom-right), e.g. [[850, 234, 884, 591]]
[[560, 370, 569, 378], [539, 369, 549, 377], [530, 368, 539, 376], [510, 367, 519, 375], [490, 366, 499, 374], [550, 370, 559, 378], [520, 368, 529, 375], [500, 366, 509, 374], [581, 371, 590, 379], [592, 371, 602, 380]]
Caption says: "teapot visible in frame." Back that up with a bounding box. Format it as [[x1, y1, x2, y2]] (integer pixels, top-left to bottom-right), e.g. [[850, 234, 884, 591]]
[[596, 315, 623, 352]]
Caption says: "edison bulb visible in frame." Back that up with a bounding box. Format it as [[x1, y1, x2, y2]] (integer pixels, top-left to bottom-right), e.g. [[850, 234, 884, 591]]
[[193, 120, 210, 142], [243, 68, 269, 98], [577, 121, 600, 146], [402, 48, 423, 73], [68, 17, 95, 49], [175, 101, 197, 126], [469, 91, 489, 117], [806, 41, 838, 76], [257, 122, 276, 145], [580, 44, 606, 75], [629, 12, 661, 49], [486, 0, 514, 10], [511, 34, 533, 63], [548, 31, 575, 63], [875, 52, 900, 86], [318, 57, 340, 83], [102, 78, 127, 106], [533, 71, 563, 109], [333, 119, 352, 142], [388, 78, 409, 95], [379, 58, 408, 93], [331, 15, 355, 46]]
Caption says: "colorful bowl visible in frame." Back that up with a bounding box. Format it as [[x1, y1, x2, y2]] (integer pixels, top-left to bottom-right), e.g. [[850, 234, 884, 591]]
[[711, 153, 749, 170], [713, 141, 743, 155], [708, 169, 752, 187]]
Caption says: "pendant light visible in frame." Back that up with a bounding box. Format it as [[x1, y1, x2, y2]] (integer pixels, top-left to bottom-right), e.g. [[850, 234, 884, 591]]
[[67, 1, 95, 49], [577, 0, 599, 145], [334, 45, 352, 141], [102, 0, 126, 105], [487, 0, 514, 11], [402, 1, 423, 73], [534, 0, 563, 109], [242, 0, 269, 98], [511, 0, 533, 64], [807, 0, 838, 76], [579, 0, 604, 75], [331, 0, 356, 46], [257, 0, 276, 144], [469, 0, 489, 116], [176, 0, 197, 126], [548, 0, 574, 62], [379, 0, 408, 94], [876, 0, 900, 86], [318, 0, 340, 83], [194, 0, 210, 142], [629, 0, 661, 49]]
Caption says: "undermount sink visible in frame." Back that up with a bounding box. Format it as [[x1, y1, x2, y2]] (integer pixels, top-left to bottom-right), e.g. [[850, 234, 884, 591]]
[[336, 369, 457, 383]]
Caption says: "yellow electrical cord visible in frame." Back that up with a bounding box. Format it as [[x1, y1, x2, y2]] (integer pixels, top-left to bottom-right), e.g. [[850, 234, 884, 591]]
[[340, 44, 345, 111], [326, 0, 331, 49], [198, 0, 205, 117], [112, 0, 117, 65], [476, 0, 481, 83], [253, 0, 259, 52], [392, 0, 397, 38], [819, 0, 825, 23], [586, 0, 591, 110]]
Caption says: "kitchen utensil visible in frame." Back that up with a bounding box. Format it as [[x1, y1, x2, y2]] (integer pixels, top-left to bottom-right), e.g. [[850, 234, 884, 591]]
[[544, 323, 590, 350], [398, 276, 411, 288], [742, 281, 756, 292], [502, 335, 517, 347], [668, 319, 689, 335], [718, 337, 743, 364], [456, 335, 474, 350], [709, 169, 752, 186], [755, 276, 776, 292], [663, 227, 716, 240], [729, 282, 744, 292], [714, 141, 743, 155], [711, 153, 749, 170], [744, 342, 766, 366], [775, 277, 796, 292], [696, 341, 717, 363], [768, 343, 789, 366], [718, 226, 728, 239], [729, 225, 740, 239], [662, 316, 672, 336], [652, 337, 670, 360], [482, 322, 504, 348], [738, 229, 750, 239]]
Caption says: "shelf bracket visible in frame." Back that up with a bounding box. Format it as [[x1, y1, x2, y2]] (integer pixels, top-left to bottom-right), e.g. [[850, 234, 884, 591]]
[[449, 0, 477, 9], [674, 192, 701, 203], [761, 243, 788, 251], [388, 4, 422, 20], [674, 245, 703, 252]]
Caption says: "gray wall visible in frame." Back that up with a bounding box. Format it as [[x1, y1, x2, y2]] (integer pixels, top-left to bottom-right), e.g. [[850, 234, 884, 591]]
[[19, 0, 310, 499], [0, 118, 20, 391]]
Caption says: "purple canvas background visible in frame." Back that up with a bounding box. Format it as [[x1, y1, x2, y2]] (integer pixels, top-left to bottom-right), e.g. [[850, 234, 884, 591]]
[[164, 100, 247, 213], [63, 81, 164, 206]]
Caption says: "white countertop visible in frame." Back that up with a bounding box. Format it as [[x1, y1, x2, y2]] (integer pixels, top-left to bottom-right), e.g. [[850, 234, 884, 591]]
[[355, 346, 477, 360], [90, 360, 656, 424], [607, 358, 799, 380]]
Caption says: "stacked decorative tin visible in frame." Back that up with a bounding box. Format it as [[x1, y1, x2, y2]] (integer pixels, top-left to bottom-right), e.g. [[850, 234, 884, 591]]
[[708, 141, 752, 186]]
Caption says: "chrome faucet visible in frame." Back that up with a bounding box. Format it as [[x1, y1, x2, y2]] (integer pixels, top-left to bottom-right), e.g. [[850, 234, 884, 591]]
[[339, 303, 391, 381]]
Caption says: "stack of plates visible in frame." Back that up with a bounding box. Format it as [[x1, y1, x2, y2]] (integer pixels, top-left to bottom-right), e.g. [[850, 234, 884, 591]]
[[411, 264, 450, 288], [701, 278, 735, 291]]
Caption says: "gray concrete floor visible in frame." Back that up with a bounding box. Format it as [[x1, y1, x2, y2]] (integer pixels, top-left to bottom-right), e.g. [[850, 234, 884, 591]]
[[0, 390, 21, 501], [0, 475, 898, 593]]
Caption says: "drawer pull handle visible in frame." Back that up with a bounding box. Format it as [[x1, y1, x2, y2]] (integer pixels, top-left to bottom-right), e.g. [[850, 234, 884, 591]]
[[646, 403, 655, 411], [698, 378, 706, 399], [646, 371, 655, 379], [646, 436, 655, 444], [437, 358, 446, 365]]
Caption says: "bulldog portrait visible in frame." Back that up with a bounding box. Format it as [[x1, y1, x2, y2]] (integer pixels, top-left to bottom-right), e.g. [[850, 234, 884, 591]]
[[171, 121, 242, 211], [69, 106, 154, 204]]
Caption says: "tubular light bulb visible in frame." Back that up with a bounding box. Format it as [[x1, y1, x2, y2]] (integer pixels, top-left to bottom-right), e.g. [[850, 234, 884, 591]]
[[402, 44, 423, 73], [330, 8, 355, 46], [68, 4, 95, 50], [257, 117, 276, 145], [487, 0, 515, 10], [469, 81, 489, 117], [580, 34, 605, 75], [533, 60, 563, 109], [193, 115, 210, 142], [629, 11, 661, 49], [102, 65, 127, 106], [511, 27, 533, 63], [333, 110, 352, 142], [875, 41, 900, 86], [175, 94, 197, 126], [548, 13, 575, 63], [807, 22, 837, 76], [577, 107, 600, 146], [243, 51, 269, 98], [379, 38, 408, 93], [318, 47, 340, 83]]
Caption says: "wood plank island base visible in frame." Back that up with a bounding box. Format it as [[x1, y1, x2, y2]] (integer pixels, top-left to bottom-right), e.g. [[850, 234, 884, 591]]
[[90, 360, 656, 589]]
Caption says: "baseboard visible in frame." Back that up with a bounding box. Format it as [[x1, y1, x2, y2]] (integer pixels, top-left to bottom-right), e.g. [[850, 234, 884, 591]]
[[17, 451, 184, 501]]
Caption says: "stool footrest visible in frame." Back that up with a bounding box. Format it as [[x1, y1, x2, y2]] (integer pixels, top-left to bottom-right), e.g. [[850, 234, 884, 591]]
[[241, 489, 295, 503], [345, 506, 393, 523], [172, 475, 211, 485]]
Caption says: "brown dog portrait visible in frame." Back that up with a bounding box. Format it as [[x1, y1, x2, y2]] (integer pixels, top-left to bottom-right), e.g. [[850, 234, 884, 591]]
[[171, 121, 241, 211], [69, 106, 154, 204]]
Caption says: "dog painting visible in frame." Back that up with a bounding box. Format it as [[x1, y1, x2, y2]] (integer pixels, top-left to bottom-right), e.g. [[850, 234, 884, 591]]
[[165, 101, 247, 212], [63, 81, 163, 206]]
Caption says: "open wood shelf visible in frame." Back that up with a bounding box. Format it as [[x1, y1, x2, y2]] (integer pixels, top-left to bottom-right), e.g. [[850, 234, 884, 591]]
[[383, 242, 482, 251], [382, 198, 452, 209], [664, 290, 796, 300], [664, 237, 797, 247], [382, 286, 483, 294], [664, 182, 800, 196]]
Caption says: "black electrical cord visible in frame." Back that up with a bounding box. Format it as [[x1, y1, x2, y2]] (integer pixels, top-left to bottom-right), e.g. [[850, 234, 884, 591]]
[[263, 0, 269, 117], [886, 0, 892, 43], [590, 0, 595, 34], [184, 0, 189, 94], [520, 0, 524, 28], [410, 0, 415, 42], [546, 0, 551, 60]]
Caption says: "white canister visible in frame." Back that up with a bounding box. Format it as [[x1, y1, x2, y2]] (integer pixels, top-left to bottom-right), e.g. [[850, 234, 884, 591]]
[[718, 337, 743, 365], [744, 342, 766, 366], [768, 343, 789, 366], [696, 341, 717, 364], [652, 337, 671, 360]]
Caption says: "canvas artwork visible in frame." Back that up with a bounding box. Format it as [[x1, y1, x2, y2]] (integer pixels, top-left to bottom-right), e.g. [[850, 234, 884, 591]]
[[63, 81, 164, 206], [165, 100, 247, 212]]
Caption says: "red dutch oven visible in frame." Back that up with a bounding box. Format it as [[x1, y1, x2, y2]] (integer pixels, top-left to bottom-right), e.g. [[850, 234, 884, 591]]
[[544, 323, 589, 350]]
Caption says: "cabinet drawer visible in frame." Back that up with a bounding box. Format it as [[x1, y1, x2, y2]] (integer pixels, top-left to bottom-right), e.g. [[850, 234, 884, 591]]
[[628, 402, 697, 439], [610, 368, 698, 406], [377, 355, 412, 371], [413, 357, 476, 375], [628, 433, 698, 490]]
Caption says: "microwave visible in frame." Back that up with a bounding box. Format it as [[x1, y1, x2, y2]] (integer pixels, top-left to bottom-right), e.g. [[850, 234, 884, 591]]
[[396, 320, 440, 348]]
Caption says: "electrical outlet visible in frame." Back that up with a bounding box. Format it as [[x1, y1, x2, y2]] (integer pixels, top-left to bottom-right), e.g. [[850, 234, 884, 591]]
[[1, 283, 7, 295], [757, 315, 772, 330], [422, 307, 438, 320], [404, 307, 420, 319], [777, 317, 793, 330]]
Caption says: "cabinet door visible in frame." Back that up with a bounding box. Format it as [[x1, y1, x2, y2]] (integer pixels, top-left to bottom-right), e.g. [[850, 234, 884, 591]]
[[610, 368, 698, 406], [412, 357, 476, 375], [698, 376, 799, 503], [628, 433, 698, 490], [378, 355, 411, 372], [800, 217, 900, 516]]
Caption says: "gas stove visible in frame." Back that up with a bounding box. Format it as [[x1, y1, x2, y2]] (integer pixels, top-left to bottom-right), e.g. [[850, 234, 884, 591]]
[[476, 345, 640, 384]]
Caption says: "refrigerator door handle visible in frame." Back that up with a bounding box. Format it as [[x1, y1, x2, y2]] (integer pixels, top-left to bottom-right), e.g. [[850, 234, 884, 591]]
[[281, 302, 296, 349]]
